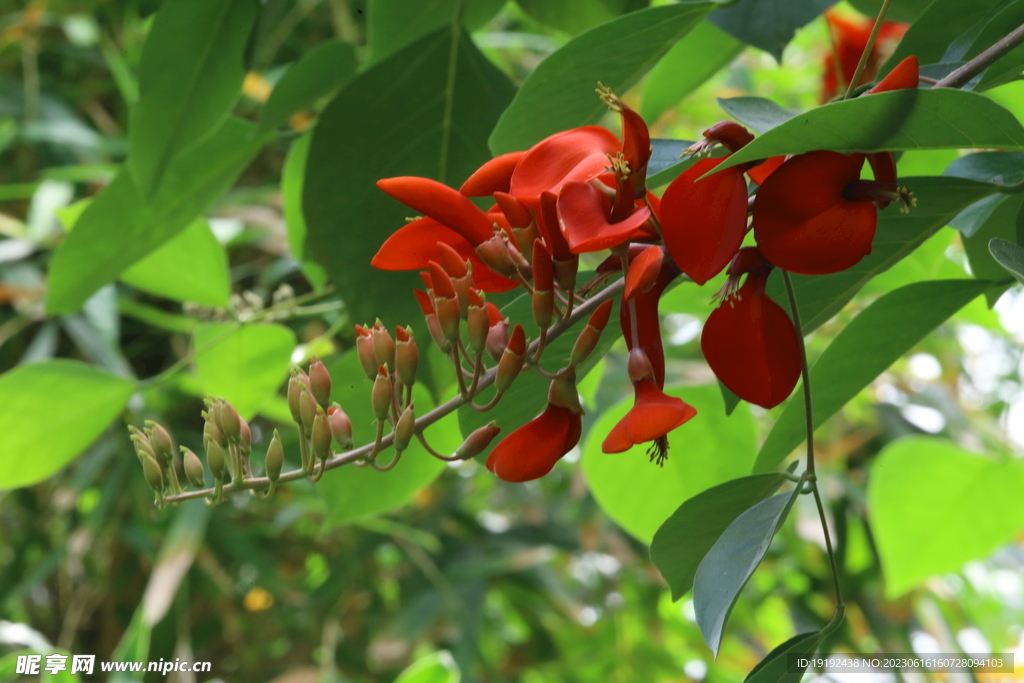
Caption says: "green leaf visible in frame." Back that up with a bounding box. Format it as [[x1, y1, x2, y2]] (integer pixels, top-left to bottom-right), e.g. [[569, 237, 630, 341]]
[[128, 0, 258, 197], [847, 0, 931, 23], [713, 89, 1024, 175], [717, 96, 798, 134], [650, 473, 788, 600], [320, 352, 461, 525], [257, 40, 357, 134], [885, 0, 1008, 73], [961, 193, 1021, 304], [0, 360, 134, 490], [281, 133, 327, 289], [641, 21, 744, 122], [583, 384, 757, 544], [945, 150, 1024, 185], [693, 485, 802, 655], [394, 651, 461, 683], [646, 138, 730, 189], [745, 631, 823, 683], [47, 117, 269, 314], [965, 0, 1024, 89], [764, 176, 998, 334], [989, 236, 1024, 283], [868, 436, 1024, 598], [304, 26, 515, 336], [192, 323, 296, 420], [708, 0, 833, 62], [368, 0, 505, 63], [489, 2, 715, 154], [755, 279, 992, 474], [516, 0, 648, 34], [121, 218, 230, 306]]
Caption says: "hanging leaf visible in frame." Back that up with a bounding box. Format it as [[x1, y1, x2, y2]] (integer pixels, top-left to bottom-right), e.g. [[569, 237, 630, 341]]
[[709, 0, 834, 62], [989, 237, 1024, 283]]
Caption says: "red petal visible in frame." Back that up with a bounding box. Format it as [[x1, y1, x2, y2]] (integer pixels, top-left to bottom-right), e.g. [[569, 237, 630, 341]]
[[460, 151, 526, 196], [753, 151, 876, 275], [510, 126, 621, 201], [661, 157, 749, 285], [557, 181, 651, 254], [377, 177, 494, 245], [493, 191, 532, 228], [601, 379, 697, 453], [700, 278, 801, 409], [746, 155, 786, 186], [620, 257, 675, 388], [538, 191, 574, 262], [870, 55, 919, 93], [624, 246, 664, 299], [485, 404, 573, 482], [372, 217, 475, 271]]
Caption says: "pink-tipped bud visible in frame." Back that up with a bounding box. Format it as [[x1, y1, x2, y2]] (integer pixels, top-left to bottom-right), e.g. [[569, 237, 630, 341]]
[[312, 407, 332, 464], [395, 404, 416, 452], [414, 289, 450, 352], [287, 370, 308, 425], [309, 357, 332, 409], [328, 404, 353, 451], [455, 422, 501, 460], [569, 299, 614, 367], [467, 289, 489, 354], [494, 324, 526, 394], [372, 365, 394, 422], [372, 320, 396, 372], [475, 234, 519, 279], [355, 325, 378, 380], [395, 325, 419, 387], [437, 243, 474, 318], [485, 303, 509, 361], [627, 348, 656, 383]]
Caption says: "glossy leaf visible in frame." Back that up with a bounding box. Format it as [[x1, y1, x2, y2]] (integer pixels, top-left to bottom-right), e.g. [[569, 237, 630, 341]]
[[583, 385, 758, 544], [0, 360, 134, 490], [869, 436, 1024, 597], [515, 0, 648, 35], [642, 21, 744, 122], [755, 279, 993, 473], [961, 193, 1021, 304], [990, 235, 1024, 286], [47, 118, 269, 314], [709, 0, 833, 61], [693, 486, 801, 655], [192, 323, 296, 420], [944, 151, 1024, 237], [489, 2, 715, 154], [885, 0, 1006, 73], [646, 138, 729, 188], [717, 96, 798, 134], [320, 352, 461, 525], [965, 0, 1024, 89], [714, 89, 1024, 174], [121, 218, 230, 306], [257, 40, 357, 134], [650, 473, 787, 600], [745, 631, 824, 683], [128, 0, 258, 197], [304, 27, 514, 339], [367, 0, 505, 63]]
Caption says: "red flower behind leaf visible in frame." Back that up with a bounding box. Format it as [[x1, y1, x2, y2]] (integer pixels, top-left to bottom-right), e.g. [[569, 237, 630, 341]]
[[821, 9, 908, 102]]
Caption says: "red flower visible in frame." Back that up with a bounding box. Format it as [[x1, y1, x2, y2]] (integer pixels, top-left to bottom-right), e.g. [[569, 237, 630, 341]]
[[508, 126, 621, 206], [460, 151, 527, 196], [615, 247, 680, 387], [869, 55, 919, 94], [821, 9, 908, 102], [485, 373, 584, 482], [602, 349, 697, 462], [557, 177, 652, 253], [701, 248, 801, 409]]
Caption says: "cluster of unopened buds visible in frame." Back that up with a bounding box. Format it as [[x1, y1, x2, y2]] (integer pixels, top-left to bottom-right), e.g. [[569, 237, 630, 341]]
[[134, 55, 922, 502]]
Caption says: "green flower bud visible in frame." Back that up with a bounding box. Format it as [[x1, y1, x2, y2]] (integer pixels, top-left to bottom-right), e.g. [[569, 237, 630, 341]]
[[141, 454, 164, 492], [395, 404, 416, 453], [455, 422, 501, 460], [265, 430, 284, 482], [144, 421, 174, 463], [311, 407, 332, 464], [309, 357, 332, 409], [371, 365, 393, 422], [181, 447, 206, 489], [329, 404, 353, 451], [206, 439, 226, 482]]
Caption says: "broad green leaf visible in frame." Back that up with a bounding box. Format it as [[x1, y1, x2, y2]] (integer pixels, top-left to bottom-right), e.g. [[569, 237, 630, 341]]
[[708, 0, 833, 61], [650, 473, 787, 600], [693, 485, 802, 655], [764, 176, 998, 334], [257, 40, 357, 134], [489, 2, 715, 154], [320, 352, 461, 525], [717, 96, 798, 134], [885, 0, 1007, 72], [47, 117, 269, 314], [861, 229, 968, 295], [945, 150, 1024, 185], [281, 133, 327, 289], [121, 218, 230, 306], [394, 651, 461, 683], [0, 360, 134, 490], [745, 631, 823, 683], [304, 27, 515, 338], [646, 138, 728, 189], [755, 279, 992, 473], [847, 0, 931, 22], [516, 0, 649, 34], [192, 323, 296, 420], [868, 436, 1024, 597], [961, 193, 1021, 304], [368, 0, 505, 63], [583, 384, 757, 544], [128, 0, 258, 197], [714, 89, 1024, 174], [989, 237, 1024, 283], [641, 21, 744, 122]]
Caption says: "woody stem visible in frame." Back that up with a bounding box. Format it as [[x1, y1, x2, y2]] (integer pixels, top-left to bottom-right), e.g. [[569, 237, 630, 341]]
[[843, 0, 894, 99], [935, 22, 1024, 88]]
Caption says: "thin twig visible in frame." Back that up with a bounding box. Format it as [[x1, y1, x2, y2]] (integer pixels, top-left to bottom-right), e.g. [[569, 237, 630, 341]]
[[935, 22, 1024, 88], [843, 0, 895, 100]]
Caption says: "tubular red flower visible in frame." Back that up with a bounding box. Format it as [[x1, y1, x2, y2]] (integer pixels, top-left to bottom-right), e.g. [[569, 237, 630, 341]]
[[601, 378, 697, 455], [753, 151, 877, 275], [869, 55, 919, 93], [485, 403, 581, 482], [701, 266, 801, 409], [557, 180, 651, 254], [661, 157, 749, 286], [460, 151, 526, 196], [377, 177, 495, 245], [619, 255, 679, 388], [821, 9, 908, 102], [623, 246, 664, 299], [493, 192, 532, 228], [509, 126, 621, 204]]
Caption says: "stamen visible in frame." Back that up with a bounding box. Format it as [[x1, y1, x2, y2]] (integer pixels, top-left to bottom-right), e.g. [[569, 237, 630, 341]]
[[647, 436, 669, 467]]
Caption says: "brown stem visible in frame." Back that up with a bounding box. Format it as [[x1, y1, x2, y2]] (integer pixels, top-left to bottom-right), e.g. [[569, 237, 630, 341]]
[[935, 22, 1024, 88], [843, 0, 894, 100]]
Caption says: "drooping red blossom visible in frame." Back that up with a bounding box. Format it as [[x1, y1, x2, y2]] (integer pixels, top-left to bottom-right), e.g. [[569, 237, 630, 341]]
[[623, 246, 664, 299], [701, 248, 801, 409], [508, 126, 621, 205], [460, 151, 527, 196], [601, 348, 697, 461], [660, 156, 749, 285], [557, 179, 651, 254], [485, 373, 583, 482], [616, 249, 681, 387], [821, 9, 908, 102]]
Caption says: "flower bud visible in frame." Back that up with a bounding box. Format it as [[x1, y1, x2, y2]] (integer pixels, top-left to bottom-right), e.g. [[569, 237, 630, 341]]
[[494, 192, 540, 260], [395, 326, 419, 387], [206, 438, 226, 482], [329, 404, 354, 451], [214, 400, 241, 444], [299, 383, 317, 436], [627, 348, 656, 383], [494, 324, 526, 394], [239, 416, 252, 458], [144, 421, 173, 463], [485, 303, 509, 362], [569, 299, 614, 367], [415, 289, 451, 352], [475, 234, 519, 279], [548, 369, 584, 414], [312, 408, 332, 464], [429, 262, 461, 343], [466, 289, 489, 354], [455, 422, 501, 460], [181, 447, 206, 489], [437, 243, 473, 318], [355, 324, 378, 379], [372, 320, 396, 372], [395, 404, 416, 452], [129, 427, 155, 461], [265, 430, 284, 482], [309, 357, 332, 409], [532, 240, 554, 330], [202, 413, 223, 451], [287, 371, 307, 425], [372, 365, 394, 422], [141, 454, 164, 492]]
